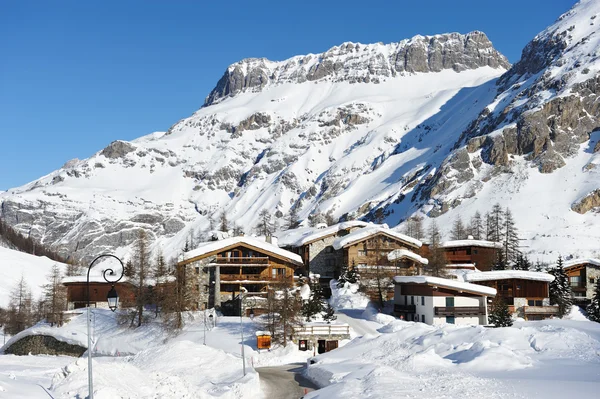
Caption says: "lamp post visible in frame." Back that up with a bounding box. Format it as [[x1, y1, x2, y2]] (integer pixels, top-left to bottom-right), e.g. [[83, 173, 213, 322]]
[[86, 254, 124, 399], [239, 287, 247, 377]]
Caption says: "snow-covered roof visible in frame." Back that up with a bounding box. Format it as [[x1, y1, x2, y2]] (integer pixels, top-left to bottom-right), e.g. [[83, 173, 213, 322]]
[[333, 226, 422, 250], [277, 221, 372, 247], [445, 263, 477, 269], [387, 249, 429, 265], [464, 270, 555, 283], [393, 275, 497, 296], [181, 236, 303, 265], [562, 258, 600, 269], [440, 239, 503, 249], [62, 275, 130, 284]]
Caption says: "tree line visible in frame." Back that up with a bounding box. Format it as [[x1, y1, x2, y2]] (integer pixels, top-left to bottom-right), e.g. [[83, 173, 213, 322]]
[[0, 218, 67, 263]]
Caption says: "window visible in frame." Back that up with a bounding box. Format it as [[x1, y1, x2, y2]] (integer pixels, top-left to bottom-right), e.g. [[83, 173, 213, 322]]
[[574, 292, 585, 297], [421, 296, 425, 306], [272, 268, 286, 278], [358, 250, 366, 257], [446, 316, 455, 324], [421, 314, 425, 323], [195, 267, 200, 274], [415, 314, 418, 321], [404, 295, 408, 305], [473, 249, 478, 255], [445, 297, 455, 307], [527, 300, 543, 306], [411, 296, 415, 305], [570, 276, 581, 287], [590, 278, 595, 284]]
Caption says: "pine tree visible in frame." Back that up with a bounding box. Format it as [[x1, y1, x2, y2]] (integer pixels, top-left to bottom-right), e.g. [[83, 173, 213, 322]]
[[219, 212, 229, 232], [503, 208, 520, 265], [154, 252, 168, 317], [372, 208, 386, 224], [286, 206, 300, 230], [42, 264, 67, 326], [232, 224, 245, 237], [534, 260, 544, 272], [302, 279, 325, 321], [337, 259, 359, 287], [488, 296, 513, 327], [323, 303, 337, 324], [489, 203, 504, 242], [129, 230, 152, 327], [424, 220, 446, 277], [324, 210, 337, 226], [493, 251, 507, 271], [124, 259, 135, 278], [450, 216, 466, 240], [484, 211, 493, 241], [586, 278, 600, 322], [549, 256, 572, 318], [470, 211, 483, 240]]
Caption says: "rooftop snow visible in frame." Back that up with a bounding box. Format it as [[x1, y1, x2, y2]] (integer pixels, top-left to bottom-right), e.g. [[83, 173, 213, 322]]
[[387, 249, 429, 264], [562, 258, 600, 268], [393, 275, 497, 296], [440, 239, 503, 249], [464, 270, 554, 283], [333, 226, 422, 250], [182, 236, 303, 265], [277, 221, 372, 247]]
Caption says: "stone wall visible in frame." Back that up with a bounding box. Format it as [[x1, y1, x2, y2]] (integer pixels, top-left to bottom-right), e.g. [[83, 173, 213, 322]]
[[586, 266, 600, 299], [4, 335, 86, 356], [308, 237, 343, 278]]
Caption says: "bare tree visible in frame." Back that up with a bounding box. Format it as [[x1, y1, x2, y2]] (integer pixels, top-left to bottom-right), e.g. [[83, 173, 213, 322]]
[[424, 220, 447, 277], [358, 237, 396, 308], [263, 278, 303, 347], [470, 211, 483, 240], [255, 208, 276, 236], [219, 212, 229, 232], [42, 264, 67, 326], [5, 275, 34, 335], [129, 230, 151, 327], [286, 206, 300, 230], [232, 224, 245, 236], [450, 216, 466, 240]]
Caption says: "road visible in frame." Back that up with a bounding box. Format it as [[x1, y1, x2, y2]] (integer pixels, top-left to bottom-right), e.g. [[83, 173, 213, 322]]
[[256, 363, 318, 399], [334, 309, 381, 337]]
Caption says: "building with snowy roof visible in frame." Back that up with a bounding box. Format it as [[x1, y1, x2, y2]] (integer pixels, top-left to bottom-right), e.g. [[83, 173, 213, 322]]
[[463, 270, 558, 320], [393, 276, 496, 326], [178, 236, 304, 314], [438, 236, 502, 271], [562, 258, 600, 302]]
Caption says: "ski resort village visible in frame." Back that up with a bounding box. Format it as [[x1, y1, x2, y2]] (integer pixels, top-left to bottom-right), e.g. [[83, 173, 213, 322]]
[[2, 0, 600, 398]]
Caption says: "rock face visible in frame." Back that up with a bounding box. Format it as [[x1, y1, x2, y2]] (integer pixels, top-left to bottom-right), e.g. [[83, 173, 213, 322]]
[[572, 189, 600, 214], [4, 335, 86, 356], [205, 31, 510, 105]]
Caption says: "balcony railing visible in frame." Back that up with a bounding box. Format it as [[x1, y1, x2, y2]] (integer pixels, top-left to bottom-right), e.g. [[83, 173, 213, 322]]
[[295, 325, 350, 336], [220, 274, 272, 282], [212, 257, 269, 265], [394, 304, 416, 313], [434, 306, 486, 316], [523, 306, 559, 315]]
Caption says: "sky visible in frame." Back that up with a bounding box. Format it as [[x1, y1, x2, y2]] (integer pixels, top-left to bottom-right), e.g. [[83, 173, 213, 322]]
[[0, 0, 576, 191]]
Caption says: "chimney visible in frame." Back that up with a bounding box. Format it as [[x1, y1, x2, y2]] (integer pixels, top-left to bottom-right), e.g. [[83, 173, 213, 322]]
[[266, 235, 272, 243]]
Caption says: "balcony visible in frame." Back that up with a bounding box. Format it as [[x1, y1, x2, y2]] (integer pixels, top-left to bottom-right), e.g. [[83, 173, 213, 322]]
[[394, 304, 416, 313], [212, 257, 269, 266], [220, 274, 272, 283], [523, 306, 559, 315], [434, 306, 486, 316]]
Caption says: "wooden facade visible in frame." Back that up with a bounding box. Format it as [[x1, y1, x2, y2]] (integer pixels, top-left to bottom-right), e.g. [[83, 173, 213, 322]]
[[563, 261, 600, 302], [343, 232, 420, 270], [442, 245, 498, 271], [65, 282, 136, 310]]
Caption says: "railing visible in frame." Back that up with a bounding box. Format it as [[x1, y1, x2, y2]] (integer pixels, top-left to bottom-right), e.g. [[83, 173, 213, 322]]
[[523, 306, 559, 315], [220, 274, 272, 282], [295, 325, 350, 336], [394, 304, 416, 313], [213, 257, 269, 265], [434, 306, 486, 316]]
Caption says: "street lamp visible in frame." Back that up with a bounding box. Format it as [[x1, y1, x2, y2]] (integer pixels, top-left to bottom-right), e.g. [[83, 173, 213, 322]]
[[86, 254, 124, 399], [239, 287, 247, 377]]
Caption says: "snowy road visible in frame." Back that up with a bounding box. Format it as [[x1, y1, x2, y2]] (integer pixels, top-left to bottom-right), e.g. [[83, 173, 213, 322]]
[[334, 309, 380, 337], [257, 363, 318, 399]]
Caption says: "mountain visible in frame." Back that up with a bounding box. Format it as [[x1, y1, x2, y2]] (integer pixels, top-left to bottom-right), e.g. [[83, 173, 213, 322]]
[[1, 1, 598, 265]]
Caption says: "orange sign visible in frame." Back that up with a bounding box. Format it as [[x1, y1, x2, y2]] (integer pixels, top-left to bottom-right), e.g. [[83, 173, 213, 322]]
[[257, 335, 271, 350]]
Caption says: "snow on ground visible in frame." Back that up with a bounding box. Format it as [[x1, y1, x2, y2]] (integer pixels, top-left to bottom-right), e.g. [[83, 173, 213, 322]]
[[0, 246, 67, 307], [304, 306, 600, 399]]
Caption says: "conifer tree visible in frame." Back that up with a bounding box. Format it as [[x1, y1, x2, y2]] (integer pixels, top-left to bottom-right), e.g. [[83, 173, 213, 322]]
[[302, 279, 325, 321], [424, 220, 447, 277], [450, 216, 466, 240], [470, 211, 483, 240], [42, 264, 67, 326], [323, 303, 337, 324], [286, 206, 300, 230], [219, 212, 229, 232], [232, 224, 245, 237], [488, 296, 513, 327], [489, 203, 504, 242], [503, 208, 520, 265], [534, 260, 544, 272], [549, 256, 572, 318], [586, 279, 600, 323], [337, 259, 359, 287], [493, 251, 507, 271], [154, 251, 168, 317], [256, 208, 276, 236], [129, 230, 152, 327]]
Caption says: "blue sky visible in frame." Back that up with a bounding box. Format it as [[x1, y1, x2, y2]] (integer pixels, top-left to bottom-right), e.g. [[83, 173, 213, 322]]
[[0, 0, 575, 190]]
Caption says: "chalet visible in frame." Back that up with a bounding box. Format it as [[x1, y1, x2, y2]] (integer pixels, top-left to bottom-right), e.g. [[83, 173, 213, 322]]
[[464, 271, 558, 320], [277, 221, 371, 281], [562, 258, 600, 303], [178, 236, 304, 314], [332, 226, 424, 272], [62, 276, 136, 310], [439, 237, 502, 271], [393, 276, 496, 326]]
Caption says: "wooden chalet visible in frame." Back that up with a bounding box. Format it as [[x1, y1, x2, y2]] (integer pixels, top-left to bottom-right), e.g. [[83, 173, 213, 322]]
[[439, 237, 502, 271], [562, 258, 600, 303], [393, 276, 496, 326], [464, 271, 558, 320], [178, 236, 304, 314], [62, 276, 136, 310]]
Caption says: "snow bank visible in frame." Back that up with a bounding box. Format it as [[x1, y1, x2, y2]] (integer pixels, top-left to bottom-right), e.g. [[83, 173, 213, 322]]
[[329, 280, 370, 310]]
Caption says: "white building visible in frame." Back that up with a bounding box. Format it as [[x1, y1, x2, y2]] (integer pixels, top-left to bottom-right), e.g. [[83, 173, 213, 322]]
[[393, 276, 496, 326]]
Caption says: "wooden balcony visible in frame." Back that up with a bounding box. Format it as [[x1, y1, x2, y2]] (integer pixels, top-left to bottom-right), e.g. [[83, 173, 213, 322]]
[[523, 306, 559, 315], [394, 304, 416, 313], [220, 274, 272, 282], [434, 306, 486, 316], [295, 324, 350, 337], [213, 257, 269, 265]]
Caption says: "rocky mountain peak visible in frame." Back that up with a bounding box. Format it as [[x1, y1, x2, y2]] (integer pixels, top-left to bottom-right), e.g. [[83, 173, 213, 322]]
[[204, 31, 510, 106]]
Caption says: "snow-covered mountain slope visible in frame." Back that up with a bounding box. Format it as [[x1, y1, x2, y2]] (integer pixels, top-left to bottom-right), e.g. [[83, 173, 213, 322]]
[[0, 32, 509, 263], [379, 0, 600, 261], [0, 247, 67, 307]]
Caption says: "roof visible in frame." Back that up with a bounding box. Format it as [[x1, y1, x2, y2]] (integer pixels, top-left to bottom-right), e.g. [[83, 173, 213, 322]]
[[63, 275, 130, 284], [445, 263, 477, 269], [276, 221, 372, 247], [562, 258, 600, 269], [387, 249, 429, 265], [181, 236, 303, 266], [440, 239, 503, 249], [464, 270, 555, 283], [332, 227, 422, 250], [393, 275, 497, 296]]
